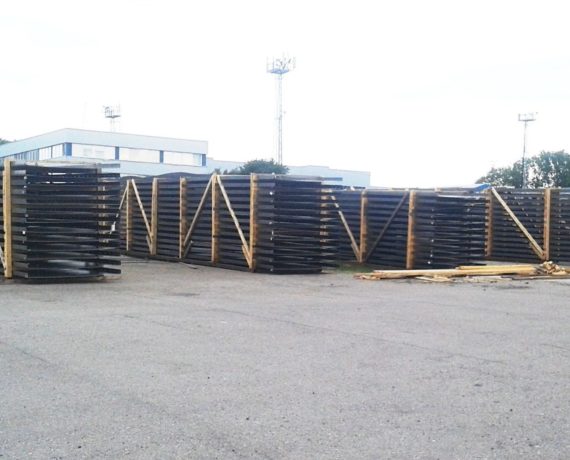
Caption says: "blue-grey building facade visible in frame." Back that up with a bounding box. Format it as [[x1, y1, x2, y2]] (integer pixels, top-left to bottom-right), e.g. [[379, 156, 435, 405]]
[[0, 128, 371, 186]]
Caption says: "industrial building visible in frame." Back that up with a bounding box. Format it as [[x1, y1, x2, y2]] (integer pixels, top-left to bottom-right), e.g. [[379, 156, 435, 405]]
[[0, 128, 371, 186]]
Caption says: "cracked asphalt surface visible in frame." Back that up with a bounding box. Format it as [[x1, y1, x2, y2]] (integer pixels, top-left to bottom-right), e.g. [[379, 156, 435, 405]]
[[1, 258, 570, 459]]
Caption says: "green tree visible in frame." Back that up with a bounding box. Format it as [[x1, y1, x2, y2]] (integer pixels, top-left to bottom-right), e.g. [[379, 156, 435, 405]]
[[528, 150, 570, 188], [477, 160, 523, 187], [229, 159, 289, 175], [477, 150, 570, 188], [0, 138, 11, 145]]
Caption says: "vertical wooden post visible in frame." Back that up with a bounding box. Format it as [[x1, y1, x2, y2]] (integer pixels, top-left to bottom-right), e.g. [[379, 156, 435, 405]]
[[406, 190, 417, 270], [211, 174, 220, 265], [125, 180, 133, 252], [179, 177, 187, 259], [358, 190, 368, 263], [151, 178, 158, 256], [3, 159, 13, 279], [485, 188, 494, 258], [249, 174, 258, 271], [543, 188, 551, 261]]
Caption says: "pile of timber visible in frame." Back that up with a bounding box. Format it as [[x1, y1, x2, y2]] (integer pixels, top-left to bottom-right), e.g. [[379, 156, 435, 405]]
[[1, 161, 121, 281], [121, 174, 337, 274], [356, 262, 569, 281]]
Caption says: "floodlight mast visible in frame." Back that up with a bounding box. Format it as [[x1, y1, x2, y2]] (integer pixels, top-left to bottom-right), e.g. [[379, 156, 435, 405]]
[[267, 56, 295, 165], [104, 105, 121, 132], [518, 112, 537, 188]]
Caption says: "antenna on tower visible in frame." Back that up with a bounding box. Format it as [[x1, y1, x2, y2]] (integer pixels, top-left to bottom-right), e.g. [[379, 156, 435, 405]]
[[103, 105, 121, 132], [267, 55, 295, 165]]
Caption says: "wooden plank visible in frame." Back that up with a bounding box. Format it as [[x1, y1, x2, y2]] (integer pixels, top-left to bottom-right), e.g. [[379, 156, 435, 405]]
[[485, 188, 493, 258], [179, 177, 187, 259], [150, 178, 158, 256], [249, 174, 258, 270], [182, 174, 213, 258], [3, 159, 12, 278], [329, 194, 360, 261], [543, 188, 551, 261], [359, 190, 368, 263], [211, 175, 220, 264], [491, 188, 544, 259], [130, 179, 152, 244], [360, 264, 539, 280], [125, 180, 133, 252], [405, 190, 417, 270], [365, 192, 409, 262], [217, 176, 252, 264]]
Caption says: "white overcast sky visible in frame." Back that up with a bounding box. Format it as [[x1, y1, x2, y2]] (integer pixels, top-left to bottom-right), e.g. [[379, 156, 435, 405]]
[[1, 0, 569, 187]]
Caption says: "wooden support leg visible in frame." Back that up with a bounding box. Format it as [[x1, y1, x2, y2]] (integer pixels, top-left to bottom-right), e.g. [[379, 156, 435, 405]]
[[179, 178, 187, 259], [211, 175, 220, 265], [543, 188, 551, 261], [249, 174, 259, 271], [2, 159, 13, 279], [406, 190, 417, 270], [359, 190, 368, 264]]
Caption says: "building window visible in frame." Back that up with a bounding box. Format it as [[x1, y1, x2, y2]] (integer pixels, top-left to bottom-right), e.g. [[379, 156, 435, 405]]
[[72, 143, 115, 160], [120, 147, 160, 163], [162, 151, 204, 166]]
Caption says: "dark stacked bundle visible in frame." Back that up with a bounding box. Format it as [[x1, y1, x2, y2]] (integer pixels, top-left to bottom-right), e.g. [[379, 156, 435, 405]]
[[254, 176, 337, 274], [2, 162, 120, 281], [489, 188, 545, 263], [331, 188, 362, 262], [413, 193, 487, 268], [181, 175, 213, 265], [122, 174, 337, 274], [549, 189, 570, 263], [365, 191, 410, 268]]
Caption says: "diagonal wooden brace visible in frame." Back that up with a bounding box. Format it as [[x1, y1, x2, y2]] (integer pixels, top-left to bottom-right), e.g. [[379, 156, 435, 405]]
[[216, 176, 252, 266], [491, 188, 545, 260]]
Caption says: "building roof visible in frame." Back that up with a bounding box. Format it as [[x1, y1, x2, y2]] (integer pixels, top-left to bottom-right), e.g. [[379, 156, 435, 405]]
[[0, 128, 208, 157]]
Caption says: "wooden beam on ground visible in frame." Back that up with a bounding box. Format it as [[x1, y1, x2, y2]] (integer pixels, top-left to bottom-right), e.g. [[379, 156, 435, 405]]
[[217, 176, 252, 265], [150, 178, 158, 256], [179, 177, 187, 259], [2, 159, 12, 278], [329, 194, 360, 261], [182, 174, 213, 258], [405, 190, 417, 270], [491, 188, 544, 260], [485, 188, 494, 258], [358, 190, 368, 263], [211, 174, 220, 264], [358, 264, 540, 280], [366, 192, 409, 262], [249, 174, 258, 270], [543, 188, 551, 261]]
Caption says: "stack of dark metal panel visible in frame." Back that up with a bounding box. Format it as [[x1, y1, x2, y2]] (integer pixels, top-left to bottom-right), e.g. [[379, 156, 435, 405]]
[[489, 188, 544, 263], [549, 189, 570, 263], [254, 176, 337, 274], [2, 163, 121, 280], [330, 188, 362, 262], [129, 178, 153, 257], [156, 176, 183, 260], [413, 193, 487, 268], [182, 174, 213, 266], [365, 191, 410, 268]]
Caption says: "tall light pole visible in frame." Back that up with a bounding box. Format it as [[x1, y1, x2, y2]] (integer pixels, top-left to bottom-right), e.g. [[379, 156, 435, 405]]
[[518, 112, 537, 188], [267, 56, 295, 165], [104, 105, 121, 132]]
